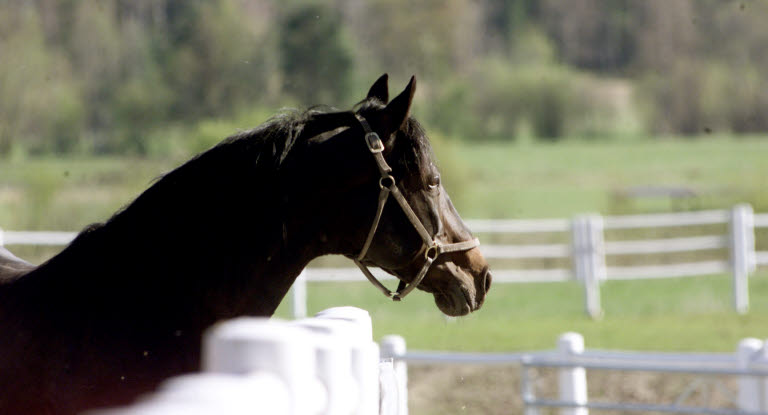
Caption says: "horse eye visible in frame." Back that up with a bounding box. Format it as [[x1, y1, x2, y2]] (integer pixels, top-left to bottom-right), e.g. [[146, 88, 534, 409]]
[[428, 174, 441, 189]]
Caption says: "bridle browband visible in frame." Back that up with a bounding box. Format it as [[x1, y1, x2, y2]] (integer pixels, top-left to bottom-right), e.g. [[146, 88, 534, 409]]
[[352, 114, 480, 301]]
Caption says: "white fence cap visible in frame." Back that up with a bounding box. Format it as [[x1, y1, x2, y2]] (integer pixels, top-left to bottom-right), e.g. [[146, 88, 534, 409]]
[[314, 306, 373, 342], [293, 317, 363, 344], [558, 332, 585, 354]]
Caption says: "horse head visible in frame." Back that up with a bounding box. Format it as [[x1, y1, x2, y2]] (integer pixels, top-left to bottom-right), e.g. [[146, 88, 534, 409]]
[[285, 75, 491, 316]]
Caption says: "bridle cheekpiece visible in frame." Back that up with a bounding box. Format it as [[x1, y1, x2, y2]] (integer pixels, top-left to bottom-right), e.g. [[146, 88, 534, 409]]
[[352, 114, 480, 301]]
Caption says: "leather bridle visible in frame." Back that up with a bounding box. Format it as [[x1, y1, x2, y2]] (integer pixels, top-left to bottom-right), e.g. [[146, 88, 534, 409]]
[[352, 114, 480, 301]]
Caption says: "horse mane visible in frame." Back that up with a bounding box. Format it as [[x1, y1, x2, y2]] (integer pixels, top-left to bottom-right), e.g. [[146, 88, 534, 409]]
[[10, 100, 427, 287], [48, 106, 341, 258], [5, 106, 364, 313], [5, 97, 433, 306]]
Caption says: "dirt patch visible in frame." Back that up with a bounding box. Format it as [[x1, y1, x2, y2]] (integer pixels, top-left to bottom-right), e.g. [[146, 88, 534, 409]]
[[407, 365, 739, 415], [408, 365, 522, 415]]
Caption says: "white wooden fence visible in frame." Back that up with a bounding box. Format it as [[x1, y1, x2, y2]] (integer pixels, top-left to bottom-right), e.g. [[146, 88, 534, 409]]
[[3, 204, 767, 319], [469, 204, 767, 318], [74, 309, 768, 415], [78, 312, 768, 415], [88, 306, 398, 415], [381, 333, 768, 415], [294, 205, 768, 319]]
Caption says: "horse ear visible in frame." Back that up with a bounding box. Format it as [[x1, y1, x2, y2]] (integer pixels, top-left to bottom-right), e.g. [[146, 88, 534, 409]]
[[383, 76, 416, 132], [366, 73, 389, 104]]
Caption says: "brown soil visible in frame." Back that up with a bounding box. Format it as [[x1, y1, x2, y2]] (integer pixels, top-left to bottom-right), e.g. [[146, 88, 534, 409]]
[[407, 365, 739, 415]]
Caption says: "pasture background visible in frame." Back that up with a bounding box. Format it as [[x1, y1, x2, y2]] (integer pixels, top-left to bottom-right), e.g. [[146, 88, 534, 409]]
[[3, 137, 768, 353], [4, 2, 768, 413]]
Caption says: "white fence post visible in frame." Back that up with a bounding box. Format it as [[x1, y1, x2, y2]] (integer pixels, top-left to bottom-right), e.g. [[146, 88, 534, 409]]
[[378, 360, 397, 415], [202, 318, 319, 415], [99, 308, 383, 415], [290, 270, 308, 319], [737, 337, 764, 412], [558, 332, 588, 415], [294, 318, 360, 415], [520, 357, 539, 415], [0, 227, 4, 246], [381, 335, 408, 415], [572, 215, 605, 319], [730, 204, 755, 314], [315, 307, 380, 415], [762, 339, 768, 412]]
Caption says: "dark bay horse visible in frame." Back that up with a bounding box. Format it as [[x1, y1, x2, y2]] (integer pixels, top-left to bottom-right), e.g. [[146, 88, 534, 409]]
[[0, 75, 491, 414]]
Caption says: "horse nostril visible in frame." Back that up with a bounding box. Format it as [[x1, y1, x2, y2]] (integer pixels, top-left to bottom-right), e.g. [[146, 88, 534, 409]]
[[484, 269, 492, 293]]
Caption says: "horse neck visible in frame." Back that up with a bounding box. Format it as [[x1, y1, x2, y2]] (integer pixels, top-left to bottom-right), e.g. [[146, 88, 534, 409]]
[[14, 143, 332, 329]]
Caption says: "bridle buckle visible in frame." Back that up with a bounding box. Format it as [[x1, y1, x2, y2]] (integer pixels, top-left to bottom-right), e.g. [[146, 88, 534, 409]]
[[365, 132, 384, 153]]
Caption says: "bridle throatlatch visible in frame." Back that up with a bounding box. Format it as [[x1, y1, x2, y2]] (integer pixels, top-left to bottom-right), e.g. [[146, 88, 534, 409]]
[[352, 114, 480, 301]]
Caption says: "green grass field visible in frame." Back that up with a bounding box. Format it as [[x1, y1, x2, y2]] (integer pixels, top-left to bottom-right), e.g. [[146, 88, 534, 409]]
[[438, 136, 768, 219], [2, 137, 768, 353], [272, 272, 768, 353]]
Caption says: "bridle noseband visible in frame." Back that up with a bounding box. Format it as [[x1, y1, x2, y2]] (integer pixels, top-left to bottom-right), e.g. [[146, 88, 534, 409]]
[[352, 114, 480, 301]]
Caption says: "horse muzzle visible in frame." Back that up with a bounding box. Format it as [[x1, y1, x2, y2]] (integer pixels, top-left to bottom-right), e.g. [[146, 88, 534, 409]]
[[429, 262, 492, 317]]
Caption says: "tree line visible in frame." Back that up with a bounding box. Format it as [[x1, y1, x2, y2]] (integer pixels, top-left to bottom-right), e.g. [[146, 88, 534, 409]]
[[1, 0, 766, 156]]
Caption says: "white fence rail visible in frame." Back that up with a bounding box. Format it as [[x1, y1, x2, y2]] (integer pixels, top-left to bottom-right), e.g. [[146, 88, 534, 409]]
[[3, 204, 767, 319], [463, 204, 765, 318], [381, 333, 768, 415], [88, 306, 396, 415]]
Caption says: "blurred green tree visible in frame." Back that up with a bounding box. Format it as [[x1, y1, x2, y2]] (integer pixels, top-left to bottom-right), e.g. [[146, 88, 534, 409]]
[[540, 0, 637, 73], [3, 0, 768, 156], [162, 0, 278, 120], [0, 5, 84, 155], [479, 0, 541, 55], [67, 1, 123, 151], [346, 0, 481, 82], [279, 3, 353, 105]]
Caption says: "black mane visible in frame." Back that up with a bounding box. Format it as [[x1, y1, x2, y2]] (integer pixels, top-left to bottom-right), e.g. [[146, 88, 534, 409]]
[[50, 106, 343, 266], [8, 108, 352, 324]]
